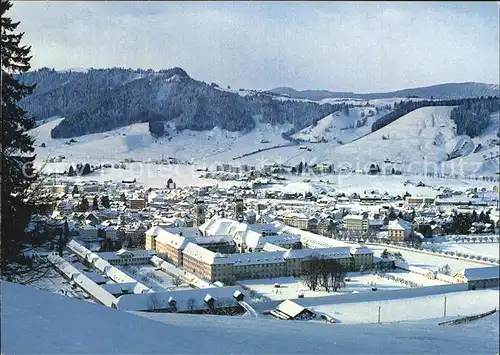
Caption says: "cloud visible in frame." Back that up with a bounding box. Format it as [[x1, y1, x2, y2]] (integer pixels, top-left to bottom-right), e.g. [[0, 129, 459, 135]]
[[9, 2, 499, 92]]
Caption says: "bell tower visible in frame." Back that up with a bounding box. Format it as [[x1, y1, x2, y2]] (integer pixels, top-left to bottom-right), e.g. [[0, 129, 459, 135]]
[[194, 198, 205, 227], [232, 196, 244, 222]]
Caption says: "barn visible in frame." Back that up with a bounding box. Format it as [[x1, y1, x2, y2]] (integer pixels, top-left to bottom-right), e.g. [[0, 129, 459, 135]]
[[454, 267, 500, 290], [270, 300, 316, 321]]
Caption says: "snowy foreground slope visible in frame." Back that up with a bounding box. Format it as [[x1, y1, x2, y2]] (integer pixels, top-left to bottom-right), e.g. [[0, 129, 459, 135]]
[[30, 106, 498, 176], [2, 281, 499, 354]]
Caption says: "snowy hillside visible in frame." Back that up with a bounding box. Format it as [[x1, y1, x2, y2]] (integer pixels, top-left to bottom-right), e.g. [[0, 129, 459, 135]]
[[292, 106, 391, 144], [2, 281, 499, 354], [30, 106, 499, 177]]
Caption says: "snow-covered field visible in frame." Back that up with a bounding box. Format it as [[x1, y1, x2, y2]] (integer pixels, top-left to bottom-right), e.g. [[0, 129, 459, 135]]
[[313, 287, 500, 324], [424, 242, 500, 260], [29, 106, 500, 177], [116, 264, 192, 291], [3, 281, 499, 354], [241, 274, 406, 301], [370, 245, 489, 274]]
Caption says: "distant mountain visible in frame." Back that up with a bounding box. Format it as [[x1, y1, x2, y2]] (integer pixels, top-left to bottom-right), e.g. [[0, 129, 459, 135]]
[[270, 82, 500, 101], [18, 67, 340, 139]]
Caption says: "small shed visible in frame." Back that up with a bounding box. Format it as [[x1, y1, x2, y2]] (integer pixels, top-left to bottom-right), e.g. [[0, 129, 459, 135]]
[[233, 290, 244, 302]]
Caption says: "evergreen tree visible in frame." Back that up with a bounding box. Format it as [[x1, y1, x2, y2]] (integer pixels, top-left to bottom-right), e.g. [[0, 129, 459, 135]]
[[67, 165, 75, 176], [63, 219, 69, 242], [298, 161, 303, 174], [77, 197, 89, 212], [72, 185, 79, 195], [101, 195, 110, 209], [92, 196, 99, 210], [471, 210, 478, 222], [1, 0, 52, 280], [120, 192, 127, 203], [82, 162, 91, 175]]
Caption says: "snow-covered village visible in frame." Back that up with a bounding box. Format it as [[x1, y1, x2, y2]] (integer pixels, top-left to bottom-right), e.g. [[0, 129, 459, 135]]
[[2, 1, 499, 354]]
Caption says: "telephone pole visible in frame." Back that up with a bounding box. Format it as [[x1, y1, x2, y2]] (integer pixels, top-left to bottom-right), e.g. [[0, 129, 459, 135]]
[[443, 296, 447, 317], [378, 306, 381, 324]]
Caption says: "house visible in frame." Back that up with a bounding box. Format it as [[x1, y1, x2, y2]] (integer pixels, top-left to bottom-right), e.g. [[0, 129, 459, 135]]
[[454, 267, 500, 289], [388, 218, 413, 242], [283, 213, 312, 230], [271, 300, 315, 320], [78, 224, 99, 241], [430, 224, 445, 236]]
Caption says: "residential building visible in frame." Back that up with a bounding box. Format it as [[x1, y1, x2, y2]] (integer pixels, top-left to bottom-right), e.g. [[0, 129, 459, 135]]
[[343, 214, 368, 233], [78, 224, 98, 241], [128, 198, 147, 211], [388, 219, 413, 242]]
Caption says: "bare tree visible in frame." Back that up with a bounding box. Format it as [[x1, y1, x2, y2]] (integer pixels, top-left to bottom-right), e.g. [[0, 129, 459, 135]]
[[148, 294, 162, 311], [329, 261, 346, 292], [301, 253, 321, 291], [172, 275, 183, 287], [186, 297, 196, 312]]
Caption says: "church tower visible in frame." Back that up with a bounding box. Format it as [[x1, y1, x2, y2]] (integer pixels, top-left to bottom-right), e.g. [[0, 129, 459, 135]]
[[193, 198, 206, 227], [232, 196, 244, 222]]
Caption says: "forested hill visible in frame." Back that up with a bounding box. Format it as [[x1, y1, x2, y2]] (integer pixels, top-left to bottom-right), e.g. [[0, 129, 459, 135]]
[[18, 67, 339, 139], [270, 82, 500, 101]]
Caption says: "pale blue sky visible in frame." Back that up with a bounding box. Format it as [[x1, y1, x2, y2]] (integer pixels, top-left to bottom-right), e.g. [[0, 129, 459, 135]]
[[10, 1, 500, 92]]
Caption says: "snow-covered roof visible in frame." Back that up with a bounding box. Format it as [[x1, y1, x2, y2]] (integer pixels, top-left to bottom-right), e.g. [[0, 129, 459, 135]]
[[194, 235, 234, 245], [98, 249, 156, 261], [229, 251, 285, 266], [47, 254, 117, 307], [459, 267, 500, 281], [155, 228, 193, 250], [145, 225, 163, 237], [264, 234, 301, 245], [262, 243, 287, 252], [182, 243, 232, 265], [388, 218, 413, 231], [283, 247, 351, 260], [344, 214, 366, 220], [199, 217, 239, 236], [276, 299, 311, 318]]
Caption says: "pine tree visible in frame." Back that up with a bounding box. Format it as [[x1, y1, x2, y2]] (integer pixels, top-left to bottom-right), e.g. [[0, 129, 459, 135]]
[[77, 197, 89, 212], [92, 196, 99, 210], [101, 195, 110, 209], [72, 185, 79, 195], [67, 165, 75, 176], [63, 220, 69, 242], [1, 0, 52, 280], [82, 162, 91, 176]]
